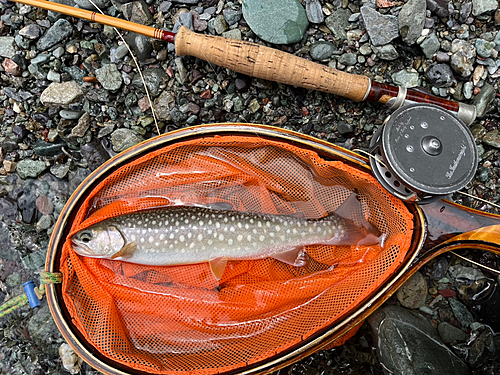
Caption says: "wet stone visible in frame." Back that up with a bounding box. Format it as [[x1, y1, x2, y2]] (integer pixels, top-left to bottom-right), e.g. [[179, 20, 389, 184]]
[[449, 297, 474, 328], [368, 305, 470, 375], [132, 68, 165, 97], [473, 82, 496, 118], [310, 41, 336, 60], [16, 160, 47, 179], [372, 44, 399, 60], [360, 6, 399, 46], [36, 195, 54, 215], [33, 139, 67, 157], [242, 0, 309, 44], [476, 39, 495, 58], [18, 189, 37, 223], [325, 8, 351, 41], [124, 33, 153, 61], [121, 0, 154, 25], [398, 0, 426, 45], [430, 258, 449, 280], [37, 19, 72, 51], [28, 305, 63, 356], [438, 322, 467, 344], [426, 64, 455, 87], [482, 130, 500, 149], [95, 64, 123, 91]]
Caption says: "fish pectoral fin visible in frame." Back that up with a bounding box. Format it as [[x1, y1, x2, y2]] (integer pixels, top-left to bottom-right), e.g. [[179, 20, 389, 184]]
[[209, 257, 228, 281], [111, 242, 137, 259], [273, 247, 309, 267]]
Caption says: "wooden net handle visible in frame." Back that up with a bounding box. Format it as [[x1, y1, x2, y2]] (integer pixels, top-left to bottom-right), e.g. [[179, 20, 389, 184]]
[[175, 26, 370, 102]]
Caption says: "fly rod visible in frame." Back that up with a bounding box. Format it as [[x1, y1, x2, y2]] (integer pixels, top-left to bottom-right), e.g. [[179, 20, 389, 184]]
[[10, 0, 476, 125]]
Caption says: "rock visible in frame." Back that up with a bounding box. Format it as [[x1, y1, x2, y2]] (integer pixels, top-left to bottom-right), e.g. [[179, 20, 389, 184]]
[[211, 15, 228, 34], [396, 271, 428, 309], [338, 53, 357, 66], [391, 69, 420, 87], [372, 44, 399, 60], [124, 33, 153, 61], [420, 33, 440, 58], [36, 195, 54, 215], [70, 112, 91, 138], [121, 0, 154, 25], [0, 37, 15, 58], [472, 0, 498, 16], [476, 39, 495, 58], [242, 0, 309, 44], [50, 163, 70, 179], [132, 68, 166, 97], [16, 159, 47, 179], [0, 199, 18, 222], [74, 0, 109, 9], [153, 91, 175, 120], [427, 0, 450, 17], [325, 8, 351, 41], [482, 130, 500, 148], [438, 322, 467, 344], [59, 343, 83, 375], [223, 8, 242, 26], [368, 305, 470, 375], [28, 305, 62, 356], [40, 81, 84, 107], [360, 6, 399, 46], [426, 64, 455, 87], [450, 39, 476, 77], [37, 19, 72, 51], [398, 0, 426, 45], [435, 50, 450, 63], [222, 29, 242, 40], [449, 298, 474, 328], [310, 41, 336, 60], [111, 129, 145, 153], [80, 140, 110, 171], [19, 24, 42, 40], [60, 110, 83, 120], [305, 0, 324, 24], [33, 139, 67, 156], [463, 81, 473, 99], [95, 64, 123, 91], [36, 214, 53, 231], [430, 258, 449, 280], [17, 189, 37, 223], [337, 122, 354, 135], [448, 264, 485, 282], [473, 82, 496, 118]]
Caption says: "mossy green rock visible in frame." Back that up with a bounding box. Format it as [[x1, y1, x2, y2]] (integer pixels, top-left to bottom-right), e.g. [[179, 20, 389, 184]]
[[242, 0, 309, 44]]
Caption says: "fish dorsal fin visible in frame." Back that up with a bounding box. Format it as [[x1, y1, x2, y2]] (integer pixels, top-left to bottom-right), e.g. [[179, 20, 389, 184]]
[[111, 242, 137, 259], [209, 257, 228, 281], [273, 247, 309, 267]]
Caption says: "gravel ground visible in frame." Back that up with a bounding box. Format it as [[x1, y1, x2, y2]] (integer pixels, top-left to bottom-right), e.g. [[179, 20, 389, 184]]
[[1, 0, 500, 374]]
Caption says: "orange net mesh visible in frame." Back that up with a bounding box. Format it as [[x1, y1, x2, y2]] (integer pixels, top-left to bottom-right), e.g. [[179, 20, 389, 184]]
[[59, 135, 413, 374]]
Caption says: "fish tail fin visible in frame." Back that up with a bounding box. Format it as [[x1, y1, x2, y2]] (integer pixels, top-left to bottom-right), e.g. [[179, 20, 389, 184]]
[[326, 193, 381, 247]]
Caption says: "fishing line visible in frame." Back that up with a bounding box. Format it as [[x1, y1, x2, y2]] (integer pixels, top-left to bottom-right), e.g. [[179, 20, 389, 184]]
[[456, 190, 500, 211], [450, 251, 500, 275], [352, 148, 388, 169], [86, 0, 161, 135]]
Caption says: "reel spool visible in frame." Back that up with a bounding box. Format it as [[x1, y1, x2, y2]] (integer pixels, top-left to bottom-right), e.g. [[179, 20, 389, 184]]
[[369, 104, 478, 204]]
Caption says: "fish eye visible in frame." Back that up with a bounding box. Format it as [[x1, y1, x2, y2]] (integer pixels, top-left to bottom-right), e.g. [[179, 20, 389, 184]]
[[79, 231, 93, 243]]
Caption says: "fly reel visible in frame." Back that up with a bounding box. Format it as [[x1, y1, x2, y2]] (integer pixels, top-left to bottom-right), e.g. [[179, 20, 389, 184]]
[[369, 104, 478, 204]]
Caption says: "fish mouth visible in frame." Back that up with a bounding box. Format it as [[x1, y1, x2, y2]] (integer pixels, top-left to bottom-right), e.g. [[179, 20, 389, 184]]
[[71, 240, 95, 256]]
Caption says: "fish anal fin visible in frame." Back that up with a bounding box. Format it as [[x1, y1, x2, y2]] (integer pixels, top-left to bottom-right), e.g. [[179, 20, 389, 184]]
[[209, 257, 228, 281], [273, 247, 309, 267], [111, 242, 137, 259]]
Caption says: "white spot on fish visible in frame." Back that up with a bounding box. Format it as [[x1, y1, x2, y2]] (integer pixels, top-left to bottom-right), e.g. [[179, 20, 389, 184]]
[[184, 219, 189, 224], [259, 235, 265, 241], [159, 234, 165, 240], [155, 242, 160, 247], [245, 224, 249, 230], [219, 234, 225, 241], [230, 227, 235, 232], [252, 229, 257, 234], [247, 235, 252, 241], [189, 243, 195, 249], [228, 239, 233, 245], [257, 221, 262, 227], [249, 219, 254, 224], [216, 222, 221, 229], [224, 217, 228, 223], [208, 239, 213, 245], [169, 233, 175, 239], [197, 234, 203, 241], [188, 233, 192, 239], [275, 225, 280, 231], [152, 220, 156, 225], [137, 220, 142, 225], [237, 223, 242, 228], [292, 228, 298, 234], [199, 221, 204, 226], [149, 237, 154, 243], [179, 235, 185, 242], [131, 235, 136, 241], [175, 221, 179, 226], [266, 222, 271, 227], [140, 238, 145, 243], [237, 234, 243, 241]]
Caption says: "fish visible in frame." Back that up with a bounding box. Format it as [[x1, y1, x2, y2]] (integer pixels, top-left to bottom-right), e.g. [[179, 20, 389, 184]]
[[71, 196, 379, 280]]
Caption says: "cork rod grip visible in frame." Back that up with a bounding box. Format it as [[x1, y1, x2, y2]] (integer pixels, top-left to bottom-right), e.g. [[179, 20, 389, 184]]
[[175, 27, 371, 102]]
